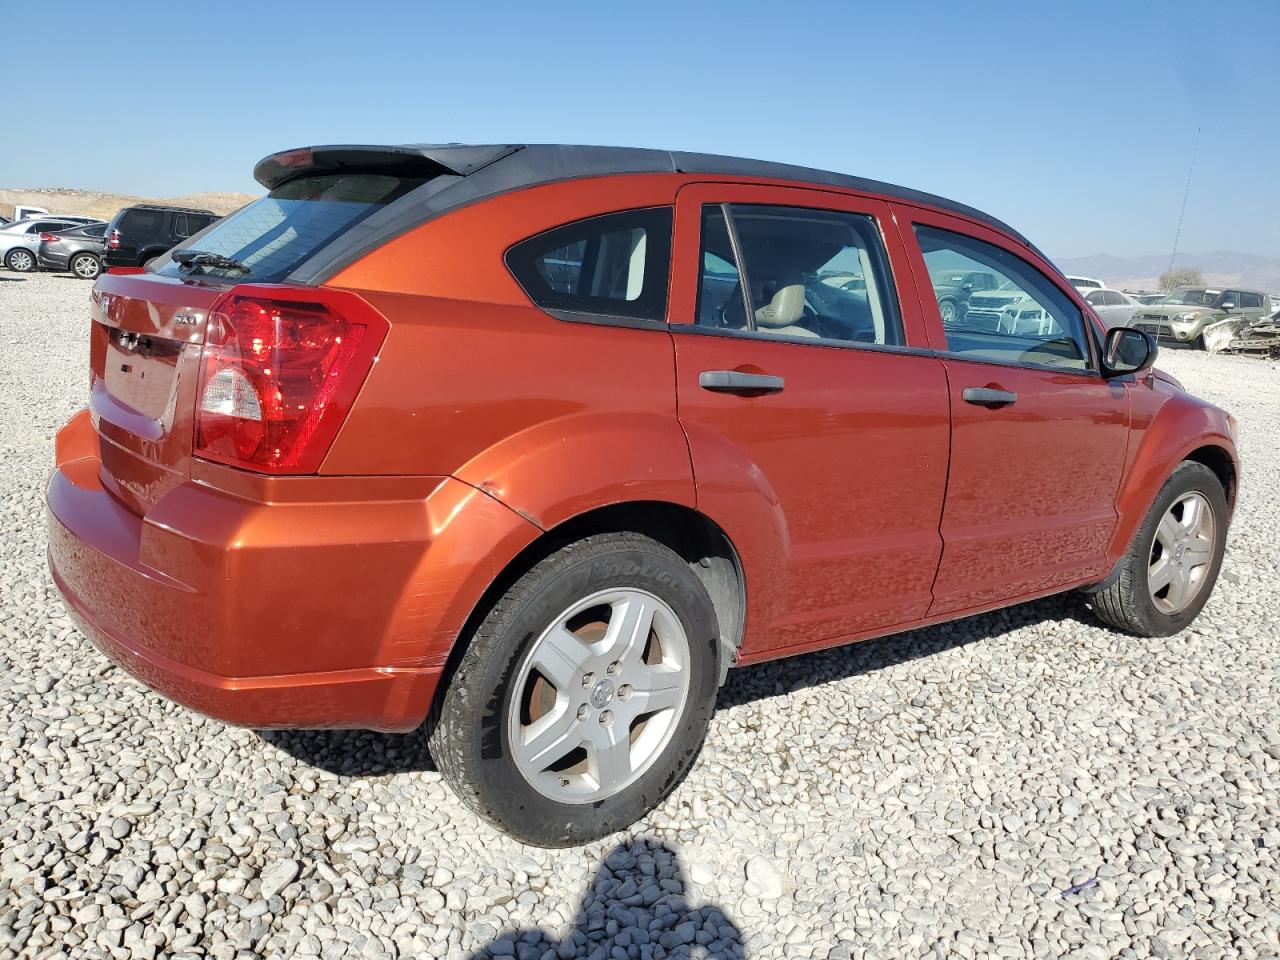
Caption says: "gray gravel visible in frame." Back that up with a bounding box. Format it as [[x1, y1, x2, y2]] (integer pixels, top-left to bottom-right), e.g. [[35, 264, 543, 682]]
[[3, 270, 1280, 959]]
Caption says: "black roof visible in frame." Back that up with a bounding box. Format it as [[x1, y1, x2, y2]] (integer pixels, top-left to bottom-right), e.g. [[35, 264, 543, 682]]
[[254, 143, 1039, 285], [124, 203, 217, 215]]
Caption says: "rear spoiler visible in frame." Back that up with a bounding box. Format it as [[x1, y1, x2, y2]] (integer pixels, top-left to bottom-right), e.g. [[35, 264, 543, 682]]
[[253, 144, 524, 191]]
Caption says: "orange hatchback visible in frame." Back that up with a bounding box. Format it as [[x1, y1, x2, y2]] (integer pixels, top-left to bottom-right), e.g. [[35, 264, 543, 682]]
[[47, 144, 1238, 845]]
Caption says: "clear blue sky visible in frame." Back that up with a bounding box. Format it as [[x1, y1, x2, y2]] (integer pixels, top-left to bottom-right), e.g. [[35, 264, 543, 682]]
[[3, 0, 1277, 258]]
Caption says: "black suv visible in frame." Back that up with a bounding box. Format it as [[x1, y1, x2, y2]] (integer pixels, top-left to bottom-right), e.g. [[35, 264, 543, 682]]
[[103, 204, 219, 268]]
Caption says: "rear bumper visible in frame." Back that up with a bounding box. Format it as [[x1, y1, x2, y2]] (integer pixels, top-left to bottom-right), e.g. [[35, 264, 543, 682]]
[[46, 410, 540, 732]]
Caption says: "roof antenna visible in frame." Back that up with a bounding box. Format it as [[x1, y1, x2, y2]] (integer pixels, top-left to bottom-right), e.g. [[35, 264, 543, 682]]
[[1166, 127, 1201, 278]]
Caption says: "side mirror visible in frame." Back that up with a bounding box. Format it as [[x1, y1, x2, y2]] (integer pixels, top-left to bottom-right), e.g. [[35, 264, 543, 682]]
[[1220, 301, 1235, 311], [1102, 326, 1156, 378]]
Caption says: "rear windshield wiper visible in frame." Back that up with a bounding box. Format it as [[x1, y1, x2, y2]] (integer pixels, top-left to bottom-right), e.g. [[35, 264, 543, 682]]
[[171, 249, 249, 273]]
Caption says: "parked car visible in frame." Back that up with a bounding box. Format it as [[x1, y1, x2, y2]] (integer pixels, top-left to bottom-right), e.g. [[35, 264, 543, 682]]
[[1134, 286, 1273, 346], [0, 217, 80, 271], [1066, 275, 1106, 291], [1130, 292, 1166, 305], [102, 204, 218, 268], [47, 143, 1238, 846], [37, 222, 107, 279], [1082, 288, 1143, 328], [930, 268, 1000, 324]]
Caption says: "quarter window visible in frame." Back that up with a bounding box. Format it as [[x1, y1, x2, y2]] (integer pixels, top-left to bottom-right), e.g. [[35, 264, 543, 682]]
[[916, 225, 1092, 372], [506, 207, 673, 322], [695, 204, 903, 346]]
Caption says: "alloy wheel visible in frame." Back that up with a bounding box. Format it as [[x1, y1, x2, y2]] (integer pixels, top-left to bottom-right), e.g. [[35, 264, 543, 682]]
[[73, 255, 100, 279], [1148, 491, 1216, 614], [507, 588, 691, 804], [8, 250, 35, 272]]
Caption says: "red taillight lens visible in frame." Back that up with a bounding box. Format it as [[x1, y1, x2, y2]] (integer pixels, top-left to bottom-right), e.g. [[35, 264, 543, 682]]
[[39, 232, 60, 242], [194, 288, 388, 474], [106, 229, 121, 249]]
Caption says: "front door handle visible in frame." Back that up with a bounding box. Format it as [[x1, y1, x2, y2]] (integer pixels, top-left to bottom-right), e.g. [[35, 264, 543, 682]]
[[962, 386, 1018, 407], [699, 370, 785, 395]]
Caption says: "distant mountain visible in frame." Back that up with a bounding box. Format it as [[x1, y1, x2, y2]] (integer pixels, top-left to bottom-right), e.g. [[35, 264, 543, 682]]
[[0, 186, 258, 223], [1054, 251, 1280, 294]]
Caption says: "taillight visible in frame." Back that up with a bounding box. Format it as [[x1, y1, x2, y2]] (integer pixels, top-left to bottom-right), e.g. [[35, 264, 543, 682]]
[[39, 232, 61, 242], [106, 229, 121, 249], [194, 287, 388, 474]]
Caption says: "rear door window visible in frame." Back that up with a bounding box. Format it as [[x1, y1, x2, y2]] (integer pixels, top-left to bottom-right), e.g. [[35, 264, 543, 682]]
[[153, 173, 427, 282], [505, 207, 673, 322], [695, 204, 903, 346], [122, 209, 165, 235]]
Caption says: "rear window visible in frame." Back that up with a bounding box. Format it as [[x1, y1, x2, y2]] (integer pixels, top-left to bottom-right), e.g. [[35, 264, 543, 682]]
[[121, 209, 165, 234], [153, 173, 424, 283], [505, 207, 673, 322]]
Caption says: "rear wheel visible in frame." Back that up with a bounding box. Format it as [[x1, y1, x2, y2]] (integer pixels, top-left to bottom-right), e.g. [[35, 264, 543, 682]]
[[5, 248, 36, 272], [429, 532, 720, 846], [1090, 461, 1227, 636], [70, 252, 101, 280]]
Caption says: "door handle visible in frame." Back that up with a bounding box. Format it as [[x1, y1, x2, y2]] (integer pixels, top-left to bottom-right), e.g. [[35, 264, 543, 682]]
[[698, 370, 785, 395], [962, 386, 1018, 407]]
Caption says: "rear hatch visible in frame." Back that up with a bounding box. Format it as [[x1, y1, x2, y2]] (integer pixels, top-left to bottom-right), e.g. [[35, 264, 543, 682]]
[[86, 148, 502, 516], [89, 273, 220, 514]]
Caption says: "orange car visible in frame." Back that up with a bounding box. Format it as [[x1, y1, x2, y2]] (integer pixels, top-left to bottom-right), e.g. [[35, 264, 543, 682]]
[[47, 144, 1238, 845]]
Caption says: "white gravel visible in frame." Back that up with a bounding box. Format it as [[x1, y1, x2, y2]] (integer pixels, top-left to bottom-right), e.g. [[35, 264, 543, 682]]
[[3, 270, 1280, 960]]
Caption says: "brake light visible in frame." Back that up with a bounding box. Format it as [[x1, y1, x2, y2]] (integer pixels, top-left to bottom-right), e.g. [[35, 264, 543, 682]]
[[106, 229, 121, 249], [39, 233, 61, 242], [194, 287, 388, 474]]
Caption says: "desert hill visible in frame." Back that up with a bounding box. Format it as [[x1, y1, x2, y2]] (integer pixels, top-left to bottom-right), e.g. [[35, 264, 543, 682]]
[[0, 187, 259, 224]]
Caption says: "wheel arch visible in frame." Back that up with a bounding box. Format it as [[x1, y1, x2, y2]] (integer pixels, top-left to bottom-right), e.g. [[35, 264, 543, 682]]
[[429, 499, 747, 722]]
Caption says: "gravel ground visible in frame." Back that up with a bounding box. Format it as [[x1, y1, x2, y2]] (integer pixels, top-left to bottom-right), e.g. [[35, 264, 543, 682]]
[[2, 270, 1279, 960]]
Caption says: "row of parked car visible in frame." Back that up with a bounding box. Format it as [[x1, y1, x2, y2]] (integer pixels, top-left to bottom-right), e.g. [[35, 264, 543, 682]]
[[927, 269, 1276, 348], [0, 205, 220, 280]]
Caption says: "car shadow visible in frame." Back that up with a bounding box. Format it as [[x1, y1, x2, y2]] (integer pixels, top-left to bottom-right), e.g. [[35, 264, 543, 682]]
[[465, 838, 744, 960], [264, 593, 1094, 776]]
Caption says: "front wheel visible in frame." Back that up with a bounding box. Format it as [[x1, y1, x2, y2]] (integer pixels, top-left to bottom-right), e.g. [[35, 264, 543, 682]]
[[1089, 461, 1227, 636], [429, 532, 720, 846], [938, 298, 959, 324], [5, 248, 36, 272]]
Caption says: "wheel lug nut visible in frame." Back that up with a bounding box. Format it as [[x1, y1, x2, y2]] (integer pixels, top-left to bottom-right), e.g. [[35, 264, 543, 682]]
[[599, 710, 613, 726], [560, 777, 570, 787], [581, 672, 595, 687], [606, 661, 620, 675], [618, 684, 633, 700], [577, 704, 589, 721]]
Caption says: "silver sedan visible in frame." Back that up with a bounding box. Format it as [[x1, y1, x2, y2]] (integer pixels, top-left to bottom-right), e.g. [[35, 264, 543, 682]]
[[0, 218, 82, 272]]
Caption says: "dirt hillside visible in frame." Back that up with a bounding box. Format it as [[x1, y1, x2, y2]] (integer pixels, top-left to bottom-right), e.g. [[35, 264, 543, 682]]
[[0, 187, 258, 223]]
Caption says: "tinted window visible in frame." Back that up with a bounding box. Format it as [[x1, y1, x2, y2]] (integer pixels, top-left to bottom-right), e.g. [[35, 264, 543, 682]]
[[916, 225, 1091, 371], [696, 204, 902, 346], [153, 174, 426, 282], [121, 209, 165, 235], [83, 223, 106, 238], [172, 214, 193, 238], [1239, 292, 1263, 309], [506, 207, 672, 321]]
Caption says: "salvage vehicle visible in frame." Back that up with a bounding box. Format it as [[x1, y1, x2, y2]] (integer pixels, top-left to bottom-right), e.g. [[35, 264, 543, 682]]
[[37, 222, 106, 279], [1082, 288, 1143, 328], [1135, 286, 1273, 346], [47, 143, 1239, 846], [102, 204, 219, 268], [930, 268, 999, 324], [1, 217, 80, 271]]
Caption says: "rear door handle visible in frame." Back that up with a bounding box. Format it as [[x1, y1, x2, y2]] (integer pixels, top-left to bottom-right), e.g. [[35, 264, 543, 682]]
[[699, 370, 785, 395], [962, 386, 1018, 407]]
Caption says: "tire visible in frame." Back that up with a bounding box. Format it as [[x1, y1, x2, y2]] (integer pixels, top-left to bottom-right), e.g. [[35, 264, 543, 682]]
[[70, 252, 101, 280], [1090, 461, 1227, 637], [938, 298, 959, 324], [5, 248, 36, 272], [429, 532, 720, 846]]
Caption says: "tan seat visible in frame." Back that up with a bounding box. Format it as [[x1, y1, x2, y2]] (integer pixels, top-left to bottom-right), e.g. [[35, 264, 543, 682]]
[[754, 284, 818, 338]]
